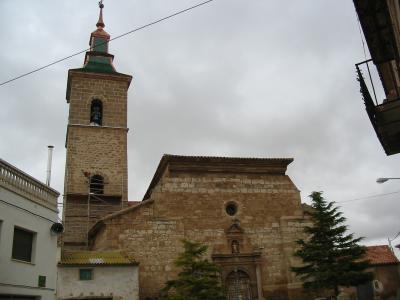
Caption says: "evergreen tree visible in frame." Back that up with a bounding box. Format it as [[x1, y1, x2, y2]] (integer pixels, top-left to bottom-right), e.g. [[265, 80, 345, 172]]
[[292, 191, 373, 298], [160, 240, 226, 300]]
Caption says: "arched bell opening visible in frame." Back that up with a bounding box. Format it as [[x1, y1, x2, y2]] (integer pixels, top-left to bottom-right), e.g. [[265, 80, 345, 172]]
[[90, 99, 103, 126]]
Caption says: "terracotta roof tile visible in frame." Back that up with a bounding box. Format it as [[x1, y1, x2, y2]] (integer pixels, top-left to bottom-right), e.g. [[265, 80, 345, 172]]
[[365, 245, 399, 265], [60, 251, 137, 266]]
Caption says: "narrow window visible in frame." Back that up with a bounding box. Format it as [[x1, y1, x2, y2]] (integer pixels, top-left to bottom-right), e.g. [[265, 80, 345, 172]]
[[90, 175, 104, 194], [12, 227, 35, 262], [90, 99, 103, 126], [79, 269, 93, 280]]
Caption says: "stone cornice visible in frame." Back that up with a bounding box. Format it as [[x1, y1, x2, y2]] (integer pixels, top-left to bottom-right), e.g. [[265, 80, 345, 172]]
[[68, 124, 129, 131]]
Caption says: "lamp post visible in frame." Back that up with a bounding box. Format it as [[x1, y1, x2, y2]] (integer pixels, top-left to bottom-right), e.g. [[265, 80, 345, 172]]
[[376, 177, 400, 183]]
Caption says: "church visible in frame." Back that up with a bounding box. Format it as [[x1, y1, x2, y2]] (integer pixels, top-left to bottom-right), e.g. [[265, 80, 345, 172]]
[[59, 4, 312, 300]]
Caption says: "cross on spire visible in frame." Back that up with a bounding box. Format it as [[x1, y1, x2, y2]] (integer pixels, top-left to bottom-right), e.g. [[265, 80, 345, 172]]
[[96, 0, 105, 28]]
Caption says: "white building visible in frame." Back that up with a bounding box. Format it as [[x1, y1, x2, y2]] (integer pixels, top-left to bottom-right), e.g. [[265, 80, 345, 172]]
[[57, 251, 139, 300], [0, 159, 60, 300]]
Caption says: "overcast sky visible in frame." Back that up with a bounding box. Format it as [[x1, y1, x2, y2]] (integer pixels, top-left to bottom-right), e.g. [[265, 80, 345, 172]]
[[1, 0, 399, 254]]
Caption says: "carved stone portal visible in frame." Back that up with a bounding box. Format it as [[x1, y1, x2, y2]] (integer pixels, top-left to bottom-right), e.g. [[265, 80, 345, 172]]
[[212, 220, 265, 300]]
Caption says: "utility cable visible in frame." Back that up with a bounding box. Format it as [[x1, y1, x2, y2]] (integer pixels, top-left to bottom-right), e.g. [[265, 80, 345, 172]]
[[55, 190, 400, 206], [336, 190, 400, 204], [354, 9, 378, 105], [390, 231, 400, 241], [0, 198, 61, 223], [0, 0, 216, 87]]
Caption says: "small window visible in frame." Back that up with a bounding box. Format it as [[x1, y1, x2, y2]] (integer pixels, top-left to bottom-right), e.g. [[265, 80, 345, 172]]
[[225, 202, 238, 216], [38, 275, 46, 287], [79, 269, 93, 280], [90, 175, 104, 194], [90, 99, 103, 126], [12, 227, 35, 262]]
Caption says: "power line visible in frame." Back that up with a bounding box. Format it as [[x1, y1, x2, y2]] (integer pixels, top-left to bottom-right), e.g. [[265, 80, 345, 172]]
[[55, 189, 400, 206], [0, 198, 60, 223], [336, 190, 400, 204], [0, 0, 216, 87], [390, 231, 400, 241]]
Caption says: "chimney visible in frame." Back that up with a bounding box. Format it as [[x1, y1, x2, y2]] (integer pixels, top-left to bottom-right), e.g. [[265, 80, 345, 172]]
[[46, 145, 54, 186]]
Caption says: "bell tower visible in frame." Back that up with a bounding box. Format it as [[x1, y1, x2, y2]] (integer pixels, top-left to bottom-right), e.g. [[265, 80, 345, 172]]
[[63, 2, 132, 250]]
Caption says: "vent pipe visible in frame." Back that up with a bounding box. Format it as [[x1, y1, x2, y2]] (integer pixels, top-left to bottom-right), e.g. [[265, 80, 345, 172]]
[[46, 145, 54, 186]]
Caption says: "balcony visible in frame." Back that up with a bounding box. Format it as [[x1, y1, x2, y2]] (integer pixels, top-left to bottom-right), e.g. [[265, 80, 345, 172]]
[[356, 60, 400, 155], [0, 159, 59, 211]]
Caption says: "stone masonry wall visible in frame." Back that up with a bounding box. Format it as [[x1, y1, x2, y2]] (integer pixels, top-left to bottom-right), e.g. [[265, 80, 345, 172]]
[[63, 73, 130, 249], [92, 170, 311, 300], [65, 126, 128, 197], [65, 74, 129, 198], [63, 196, 124, 249], [68, 75, 128, 128]]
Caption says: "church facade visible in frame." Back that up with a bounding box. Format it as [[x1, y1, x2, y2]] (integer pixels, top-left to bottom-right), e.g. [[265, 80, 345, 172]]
[[89, 155, 312, 300], [61, 4, 311, 300]]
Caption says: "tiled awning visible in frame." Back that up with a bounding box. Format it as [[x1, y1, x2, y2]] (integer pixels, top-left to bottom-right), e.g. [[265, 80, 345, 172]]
[[59, 251, 137, 266]]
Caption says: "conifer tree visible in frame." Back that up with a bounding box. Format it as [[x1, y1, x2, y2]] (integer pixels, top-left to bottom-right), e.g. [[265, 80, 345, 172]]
[[292, 191, 373, 298], [160, 240, 226, 300]]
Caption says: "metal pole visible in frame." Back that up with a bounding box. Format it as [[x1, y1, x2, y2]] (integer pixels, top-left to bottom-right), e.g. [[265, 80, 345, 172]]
[[46, 145, 54, 186], [365, 60, 379, 106]]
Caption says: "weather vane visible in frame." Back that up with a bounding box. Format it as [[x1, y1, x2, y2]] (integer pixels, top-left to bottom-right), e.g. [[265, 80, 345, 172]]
[[99, 0, 104, 9]]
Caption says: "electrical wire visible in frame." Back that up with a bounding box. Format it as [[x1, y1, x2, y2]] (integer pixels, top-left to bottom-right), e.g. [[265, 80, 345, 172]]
[[0, 0, 216, 87], [0, 198, 60, 223], [354, 9, 379, 105], [390, 231, 400, 241], [55, 190, 400, 206], [336, 190, 400, 204]]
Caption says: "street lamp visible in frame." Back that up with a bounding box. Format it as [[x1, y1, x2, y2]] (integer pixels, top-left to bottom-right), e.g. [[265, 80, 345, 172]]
[[376, 177, 400, 183]]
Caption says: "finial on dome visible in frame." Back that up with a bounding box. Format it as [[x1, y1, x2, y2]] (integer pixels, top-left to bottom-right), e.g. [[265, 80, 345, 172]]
[[96, 0, 105, 28]]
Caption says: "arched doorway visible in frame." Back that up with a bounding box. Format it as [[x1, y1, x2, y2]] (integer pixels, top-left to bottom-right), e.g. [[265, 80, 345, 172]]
[[226, 270, 252, 300]]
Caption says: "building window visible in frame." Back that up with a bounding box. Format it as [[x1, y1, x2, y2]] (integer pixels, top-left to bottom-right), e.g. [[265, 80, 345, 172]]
[[12, 227, 35, 262], [0, 296, 37, 300], [79, 269, 93, 280], [90, 99, 103, 126], [90, 175, 104, 194], [225, 202, 238, 216], [38, 275, 46, 287]]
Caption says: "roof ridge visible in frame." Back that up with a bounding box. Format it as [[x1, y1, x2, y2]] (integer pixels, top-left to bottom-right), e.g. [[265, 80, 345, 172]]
[[163, 154, 293, 160], [88, 199, 154, 238]]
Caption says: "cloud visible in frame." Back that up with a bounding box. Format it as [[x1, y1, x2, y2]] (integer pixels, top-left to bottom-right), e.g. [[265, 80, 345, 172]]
[[1, 0, 399, 251]]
